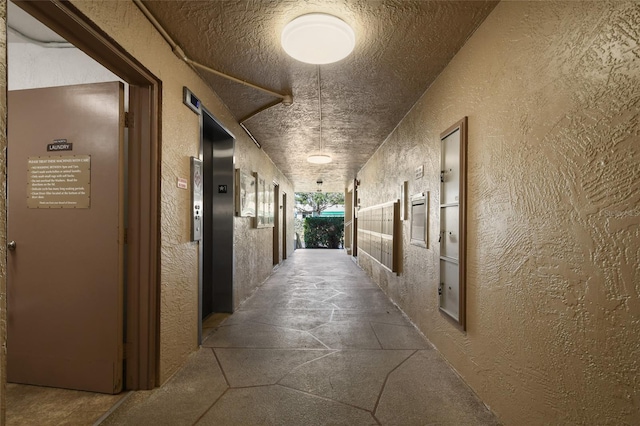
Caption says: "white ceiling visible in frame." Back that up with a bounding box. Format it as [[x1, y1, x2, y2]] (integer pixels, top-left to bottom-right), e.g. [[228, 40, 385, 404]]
[[7, 1, 67, 44]]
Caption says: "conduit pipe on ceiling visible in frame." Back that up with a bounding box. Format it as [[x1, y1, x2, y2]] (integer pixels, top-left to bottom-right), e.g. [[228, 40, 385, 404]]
[[185, 60, 293, 106], [237, 99, 285, 149], [133, 0, 293, 108]]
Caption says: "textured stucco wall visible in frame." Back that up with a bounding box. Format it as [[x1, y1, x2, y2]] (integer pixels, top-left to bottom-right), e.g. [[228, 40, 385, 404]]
[[69, 1, 294, 384], [357, 2, 640, 424], [233, 150, 292, 305]]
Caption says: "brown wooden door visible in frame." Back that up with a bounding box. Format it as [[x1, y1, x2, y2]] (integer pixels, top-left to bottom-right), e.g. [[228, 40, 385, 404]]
[[273, 183, 280, 265], [7, 82, 125, 394], [282, 192, 287, 260]]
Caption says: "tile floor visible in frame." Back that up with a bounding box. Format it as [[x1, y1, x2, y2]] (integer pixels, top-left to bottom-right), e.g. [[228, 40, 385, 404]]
[[100, 249, 499, 425], [6, 383, 126, 425]]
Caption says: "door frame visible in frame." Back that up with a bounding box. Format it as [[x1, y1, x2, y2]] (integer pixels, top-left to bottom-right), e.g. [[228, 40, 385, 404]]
[[11, 0, 161, 391], [282, 192, 287, 260], [353, 179, 359, 257], [273, 182, 280, 265]]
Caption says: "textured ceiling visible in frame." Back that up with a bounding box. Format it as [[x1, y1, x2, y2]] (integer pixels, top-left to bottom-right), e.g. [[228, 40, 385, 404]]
[[143, 0, 498, 192]]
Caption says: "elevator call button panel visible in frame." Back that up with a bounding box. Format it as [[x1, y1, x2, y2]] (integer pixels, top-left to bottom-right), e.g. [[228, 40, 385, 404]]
[[191, 157, 203, 241]]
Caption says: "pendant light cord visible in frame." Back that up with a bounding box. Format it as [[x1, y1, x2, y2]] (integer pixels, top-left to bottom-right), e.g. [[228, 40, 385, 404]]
[[318, 65, 323, 154]]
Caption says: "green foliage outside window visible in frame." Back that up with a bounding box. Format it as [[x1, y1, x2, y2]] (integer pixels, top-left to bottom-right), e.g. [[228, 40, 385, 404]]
[[303, 217, 344, 249], [295, 192, 345, 216]]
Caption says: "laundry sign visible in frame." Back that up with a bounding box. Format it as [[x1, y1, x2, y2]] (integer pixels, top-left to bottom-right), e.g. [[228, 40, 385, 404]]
[[47, 139, 73, 152]]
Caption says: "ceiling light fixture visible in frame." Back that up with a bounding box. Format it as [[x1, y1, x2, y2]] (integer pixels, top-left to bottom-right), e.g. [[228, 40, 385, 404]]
[[307, 154, 332, 164], [281, 13, 355, 65], [307, 66, 332, 165]]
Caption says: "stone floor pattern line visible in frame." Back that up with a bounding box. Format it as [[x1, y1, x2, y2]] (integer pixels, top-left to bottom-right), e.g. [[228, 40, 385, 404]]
[[101, 250, 499, 426]]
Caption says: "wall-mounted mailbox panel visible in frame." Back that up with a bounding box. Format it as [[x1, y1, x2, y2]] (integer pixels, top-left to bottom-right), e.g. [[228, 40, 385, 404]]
[[441, 135, 460, 205], [371, 234, 382, 262], [440, 260, 460, 319], [373, 208, 382, 233], [357, 200, 400, 274], [381, 236, 393, 268], [440, 205, 459, 259], [360, 229, 370, 254], [439, 117, 467, 330], [410, 193, 428, 248]]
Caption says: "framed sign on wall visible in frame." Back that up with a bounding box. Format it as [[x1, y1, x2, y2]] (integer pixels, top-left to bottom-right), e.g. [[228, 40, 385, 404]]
[[254, 172, 274, 228], [235, 169, 256, 217]]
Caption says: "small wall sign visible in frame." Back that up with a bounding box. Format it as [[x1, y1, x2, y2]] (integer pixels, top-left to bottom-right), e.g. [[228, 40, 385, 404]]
[[47, 139, 73, 152], [177, 177, 188, 189], [415, 165, 424, 180]]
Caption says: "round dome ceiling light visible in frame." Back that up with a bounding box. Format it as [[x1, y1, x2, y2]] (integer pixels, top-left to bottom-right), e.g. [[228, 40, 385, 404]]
[[307, 154, 333, 164], [281, 14, 355, 65]]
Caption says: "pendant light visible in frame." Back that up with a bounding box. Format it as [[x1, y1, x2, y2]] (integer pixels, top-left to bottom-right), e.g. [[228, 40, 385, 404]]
[[307, 66, 332, 164]]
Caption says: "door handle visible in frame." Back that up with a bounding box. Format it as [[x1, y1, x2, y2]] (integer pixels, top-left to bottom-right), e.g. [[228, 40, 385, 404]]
[[8, 241, 16, 251]]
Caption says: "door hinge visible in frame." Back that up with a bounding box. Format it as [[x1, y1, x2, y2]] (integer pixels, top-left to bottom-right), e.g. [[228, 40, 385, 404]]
[[124, 112, 133, 128]]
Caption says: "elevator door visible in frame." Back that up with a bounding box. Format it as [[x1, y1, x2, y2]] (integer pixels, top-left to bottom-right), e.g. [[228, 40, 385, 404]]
[[202, 110, 234, 317], [7, 82, 125, 394]]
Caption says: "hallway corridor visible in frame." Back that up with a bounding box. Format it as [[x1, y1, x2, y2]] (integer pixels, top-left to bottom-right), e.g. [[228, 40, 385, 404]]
[[102, 250, 499, 425]]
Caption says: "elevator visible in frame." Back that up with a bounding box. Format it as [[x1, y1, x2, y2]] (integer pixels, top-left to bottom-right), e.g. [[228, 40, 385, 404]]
[[201, 109, 235, 327]]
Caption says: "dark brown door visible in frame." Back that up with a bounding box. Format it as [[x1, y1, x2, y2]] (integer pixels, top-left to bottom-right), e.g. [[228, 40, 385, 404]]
[[273, 183, 280, 265], [353, 179, 358, 256], [7, 82, 125, 394], [282, 193, 287, 260]]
